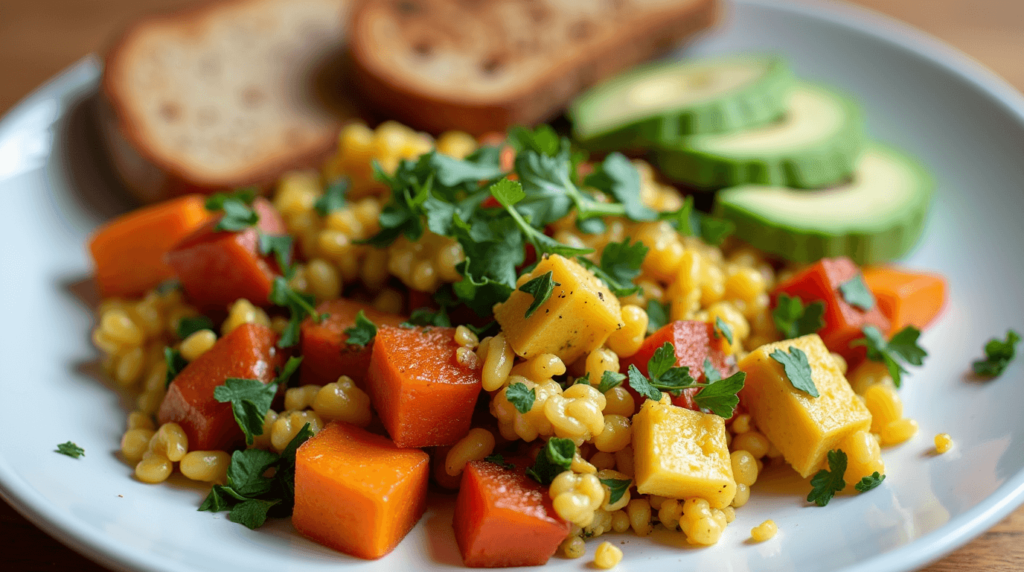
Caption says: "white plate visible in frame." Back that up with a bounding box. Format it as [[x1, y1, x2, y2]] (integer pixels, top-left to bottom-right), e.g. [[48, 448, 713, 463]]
[[2, 1, 1024, 571]]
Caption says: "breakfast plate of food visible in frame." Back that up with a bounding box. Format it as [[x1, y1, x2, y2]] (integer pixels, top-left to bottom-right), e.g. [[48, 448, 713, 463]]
[[1, 1, 1023, 571]]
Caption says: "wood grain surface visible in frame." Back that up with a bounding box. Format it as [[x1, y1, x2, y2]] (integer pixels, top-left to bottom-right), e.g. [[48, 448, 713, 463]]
[[0, 0, 1022, 570]]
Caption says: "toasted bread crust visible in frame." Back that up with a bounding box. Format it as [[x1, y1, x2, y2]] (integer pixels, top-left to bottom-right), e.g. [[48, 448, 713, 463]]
[[101, 0, 356, 201], [349, 0, 719, 134]]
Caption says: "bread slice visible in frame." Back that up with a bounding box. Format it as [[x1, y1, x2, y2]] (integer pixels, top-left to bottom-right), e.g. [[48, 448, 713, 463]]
[[348, 0, 719, 135], [100, 0, 359, 203]]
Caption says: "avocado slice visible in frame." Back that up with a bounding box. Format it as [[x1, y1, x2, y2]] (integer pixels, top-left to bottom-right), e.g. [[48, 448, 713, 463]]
[[570, 55, 794, 151], [713, 144, 934, 264], [656, 82, 865, 190]]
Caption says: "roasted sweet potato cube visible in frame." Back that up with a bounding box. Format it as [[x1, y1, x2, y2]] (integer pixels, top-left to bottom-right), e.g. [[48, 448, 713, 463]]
[[299, 299, 406, 387]]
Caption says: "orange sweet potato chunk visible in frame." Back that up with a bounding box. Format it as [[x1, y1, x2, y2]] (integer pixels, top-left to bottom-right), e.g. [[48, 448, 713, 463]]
[[293, 422, 430, 560], [453, 460, 570, 568], [366, 326, 482, 448], [299, 299, 406, 387], [862, 266, 947, 332], [158, 323, 281, 451]]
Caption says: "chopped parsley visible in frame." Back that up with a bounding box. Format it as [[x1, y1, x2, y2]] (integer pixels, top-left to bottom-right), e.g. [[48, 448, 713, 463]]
[[343, 310, 378, 347], [659, 196, 735, 246], [490, 178, 592, 258], [402, 306, 452, 328], [211, 196, 260, 232], [772, 294, 825, 339], [703, 357, 721, 383], [164, 346, 188, 388], [176, 315, 215, 340], [505, 382, 536, 414], [714, 317, 734, 345], [854, 471, 886, 493], [268, 277, 325, 348], [205, 188, 256, 210], [314, 178, 349, 216], [852, 325, 927, 388], [807, 449, 847, 507], [576, 237, 648, 297], [484, 453, 516, 470], [258, 233, 294, 277], [626, 342, 744, 417], [213, 378, 278, 445], [599, 478, 632, 505], [839, 275, 876, 311], [275, 356, 303, 389], [583, 152, 657, 222], [769, 346, 818, 397], [646, 299, 670, 335], [518, 271, 559, 318], [972, 329, 1021, 377], [598, 371, 626, 393], [526, 438, 575, 485], [55, 441, 84, 459]]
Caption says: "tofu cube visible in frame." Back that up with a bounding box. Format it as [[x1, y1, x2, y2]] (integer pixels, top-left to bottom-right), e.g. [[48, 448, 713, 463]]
[[738, 334, 872, 478], [632, 399, 736, 508], [494, 254, 622, 364]]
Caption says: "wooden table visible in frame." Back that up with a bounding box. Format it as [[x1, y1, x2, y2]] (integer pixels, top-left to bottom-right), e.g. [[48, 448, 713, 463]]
[[1, 0, 1022, 570]]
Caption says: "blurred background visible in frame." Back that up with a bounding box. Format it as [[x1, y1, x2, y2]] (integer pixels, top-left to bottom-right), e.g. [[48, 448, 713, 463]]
[[0, 0, 1022, 570]]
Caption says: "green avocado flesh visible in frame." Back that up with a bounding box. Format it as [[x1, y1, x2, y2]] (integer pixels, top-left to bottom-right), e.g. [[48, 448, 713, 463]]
[[655, 82, 865, 190], [713, 145, 934, 265], [570, 55, 794, 150]]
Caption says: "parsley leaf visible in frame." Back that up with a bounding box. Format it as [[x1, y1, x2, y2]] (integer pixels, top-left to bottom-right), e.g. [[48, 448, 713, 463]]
[[466, 320, 499, 338], [505, 382, 536, 414], [627, 364, 661, 401], [213, 378, 278, 445], [274, 356, 303, 389], [578, 238, 648, 297], [314, 178, 348, 216], [214, 198, 260, 232], [205, 188, 256, 210], [55, 441, 84, 458], [519, 271, 559, 318], [508, 125, 561, 157], [839, 275, 876, 311], [228, 499, 280, 530], [402, 306, 452, 328], [807, 449, 847, 507], [199, 485, 232, 512], [697, 216, 736, 246], [769, 346, 818, 397], [269, 277, 324, 348], [343, 310, 377, 347], [714, 317, 734, 345], [599, 478, 633, 505], [660, 197, 735, 245], [694, 371, 745, 418], [625, 343, 705, 401], [972, 330, 1021, 377], [164, 346, 188, 388], [855, 471, 886, 493], [703, 357, 722, 383], [646, 299, 670, 335], [490, 178, 593, 257], [258, 233, 294, 277], [598, 371, 626, 393], [226, 448, 279, 497], [526, 438, 575, 485], [852, 325, 927, 388], [583, 152, 657, 222], [772, 294, 826, 339], [176, 316, 215, 340], [484, 453, 516, 470]]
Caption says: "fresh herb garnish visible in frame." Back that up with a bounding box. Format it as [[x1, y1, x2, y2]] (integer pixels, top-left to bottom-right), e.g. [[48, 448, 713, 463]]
[[598, 371, 626, 393], [258, 233, 294, 277], [769, 346, 818, 397], [275, 356, 303, 389], [646, 299, 670, 335], [176, 316, 215, 340], [599, 478, 632, 505], [199, 424, 314, 529], [577, 237, 648, 297], [55, 441, 84, 459], [625, 342, 743, 417], [402, 306, 452, 328], [484, 453, 516, 471], [839, 275, 876, 311], [490, 178, 593, 257], [574, 373, 591, 385], [807, 449, 847, 507], [772, 294, 826, 339], [703, 357, 721, 383], [314, 178, 349, 217], [518, 271, 559, 318], [213, 378, 278, 445], [851, 325, 927, 388], [164, 346, 188, 388], [855, 471, 886, 493], [972, 330, 1021, 377], [526, 438, 575, 485], [505, 382, 536, 414], [212, 197, 260, 232], [268, 277, 325, 348], [205, 188, 256, 210], [583, 152, 657, 222], [343, 310, 378, 347], [660, 196, 735, 246], [714, 317, 734, 345]]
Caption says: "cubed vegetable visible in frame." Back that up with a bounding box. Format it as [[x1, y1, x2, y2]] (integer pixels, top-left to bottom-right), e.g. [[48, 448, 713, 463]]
[[494, 254, 623, 364], [299, 299, 406, 387], [366, 326, 482, 448], [862, 266, 946, 331], [620, 321, 731, 411], [453, 460, 570, 568], [772, 257, 890, 361], [293, 421, 430, 560], [158, 323, 281, 451], [632, 399, 736, 508], [88, 195, 213, 297], [165, 198, 285, 312], [738, 334, 872, 477]]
